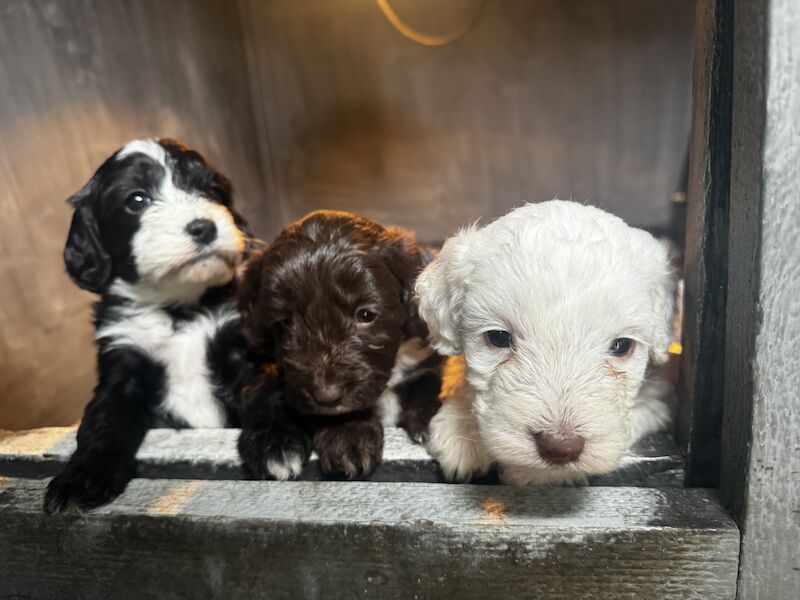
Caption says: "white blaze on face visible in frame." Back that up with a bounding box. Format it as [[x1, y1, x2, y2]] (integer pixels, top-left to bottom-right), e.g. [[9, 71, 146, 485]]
[[120, 140, 245, 291]]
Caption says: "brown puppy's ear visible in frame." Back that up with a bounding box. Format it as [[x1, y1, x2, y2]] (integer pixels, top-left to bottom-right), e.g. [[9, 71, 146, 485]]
[[379, 227, 431, 340], [237, 253, 276, 360]]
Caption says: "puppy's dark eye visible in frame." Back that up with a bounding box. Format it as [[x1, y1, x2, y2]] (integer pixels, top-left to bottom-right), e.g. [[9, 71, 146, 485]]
[[486, 330, 512, 348], [125, 192, 153, 213], [356, 309, 377, 323], [609, 338, 635, 357]]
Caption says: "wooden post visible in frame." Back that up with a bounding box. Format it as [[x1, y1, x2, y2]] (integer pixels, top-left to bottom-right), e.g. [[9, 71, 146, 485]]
[[721, 0, 800, 596], [678, 0, 733, 487]]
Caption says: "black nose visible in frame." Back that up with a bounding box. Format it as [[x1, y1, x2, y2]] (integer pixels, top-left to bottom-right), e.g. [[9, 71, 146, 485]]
[[532, 431, 585, 465], [185, 218, 217, 245], [312, 383, 343, 406]]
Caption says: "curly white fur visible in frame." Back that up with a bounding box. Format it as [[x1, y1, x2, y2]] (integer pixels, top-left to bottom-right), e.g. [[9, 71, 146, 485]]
[[417, 200, 673, 485]]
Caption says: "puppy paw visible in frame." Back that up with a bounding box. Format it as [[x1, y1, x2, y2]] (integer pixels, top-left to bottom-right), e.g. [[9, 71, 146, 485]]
[[314, 418, 384, 479], [238, 427, 311, 480], [498, 464, 588, 486], [44, 460, 133, 513], [400, 405, 437, 445], [396, 372, 443, 445], [427, 408, 491, 483], [629, 393, 671, 443]]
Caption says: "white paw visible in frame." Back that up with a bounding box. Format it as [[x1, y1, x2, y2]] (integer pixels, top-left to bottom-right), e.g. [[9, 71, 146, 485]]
[[265, 452, 305, 480], [427, 409, 491, 483], [498, 464, 588, 486], [629, 394, 671, 444]]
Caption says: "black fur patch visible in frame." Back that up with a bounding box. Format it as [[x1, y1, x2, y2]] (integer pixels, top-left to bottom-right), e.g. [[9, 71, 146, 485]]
[[47, 139, 252, 512]]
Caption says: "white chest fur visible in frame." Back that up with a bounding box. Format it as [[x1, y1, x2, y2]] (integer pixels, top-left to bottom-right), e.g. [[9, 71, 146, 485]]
[[96, 304, 237, 428]]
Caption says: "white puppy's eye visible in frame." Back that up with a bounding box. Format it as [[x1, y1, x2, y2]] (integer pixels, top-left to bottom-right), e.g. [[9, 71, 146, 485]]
[[486, 330, 512, 348], [356, 308, 377, 323], [609, 338, 636, 357], [124, 192, 153, 214]]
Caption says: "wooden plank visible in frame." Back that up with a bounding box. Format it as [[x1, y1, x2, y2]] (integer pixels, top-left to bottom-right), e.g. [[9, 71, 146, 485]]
[[240, 0, 694, 242], [0, 477, 739, 599], [0, 427, 684, 486], [721, 0, 800, 596], [0, 0, 277, 430], [676, 0, 733, 486]]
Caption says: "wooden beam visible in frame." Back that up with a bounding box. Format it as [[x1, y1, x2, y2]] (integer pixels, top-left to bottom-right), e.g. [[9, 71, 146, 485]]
[[721, 0, 800, 596], [0, 427, 684, 486], [677, 0, 733, 486], [0, 477, 739, 599]]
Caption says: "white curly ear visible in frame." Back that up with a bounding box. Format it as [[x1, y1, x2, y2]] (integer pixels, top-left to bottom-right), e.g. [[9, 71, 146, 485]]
[[415, 227, 475, 355], [646, 238, 676, 365]]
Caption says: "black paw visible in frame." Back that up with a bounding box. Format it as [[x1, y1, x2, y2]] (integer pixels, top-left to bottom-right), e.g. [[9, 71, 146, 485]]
[[238, 426, 312, 480], [397, 372, 442, 444], [314, 418, 384, 479], [43, 461, 133, 513]]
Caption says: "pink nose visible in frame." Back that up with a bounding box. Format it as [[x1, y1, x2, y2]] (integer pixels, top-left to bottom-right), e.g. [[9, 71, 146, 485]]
[[533, 431, 585, 465]]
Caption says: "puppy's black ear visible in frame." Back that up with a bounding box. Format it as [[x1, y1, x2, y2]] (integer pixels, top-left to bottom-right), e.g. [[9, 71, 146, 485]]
[[64, 182, 113, 294], [237, 254, 276, 360], [380, 227, 430, 340]]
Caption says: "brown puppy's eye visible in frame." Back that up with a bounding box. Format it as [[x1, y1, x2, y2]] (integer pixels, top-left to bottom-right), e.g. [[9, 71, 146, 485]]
[[609, 338, 635, 357], [356, 309, 377, 323]]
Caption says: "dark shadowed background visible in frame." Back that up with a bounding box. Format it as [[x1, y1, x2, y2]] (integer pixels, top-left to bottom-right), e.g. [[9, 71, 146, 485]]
[[0, 0, 693, 429]]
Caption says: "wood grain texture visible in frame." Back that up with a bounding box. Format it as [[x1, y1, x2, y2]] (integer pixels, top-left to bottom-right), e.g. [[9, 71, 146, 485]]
[[0, 0, 278, 430], [0, 477, 739, 599], [676, 0, 732, 487], [240, 0, 694, 242], [721, 0, 800, 597], [0, 427, 685, 487]]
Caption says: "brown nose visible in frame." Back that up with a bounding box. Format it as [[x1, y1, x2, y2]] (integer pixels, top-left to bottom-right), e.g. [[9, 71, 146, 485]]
[[312, 382, 343, 406], [533, 431, 585, 465]]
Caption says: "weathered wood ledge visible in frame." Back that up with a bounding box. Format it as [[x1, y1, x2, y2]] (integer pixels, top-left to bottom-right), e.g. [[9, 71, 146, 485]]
[[0, 427, 685, 486], [0, 477, 738, 599]]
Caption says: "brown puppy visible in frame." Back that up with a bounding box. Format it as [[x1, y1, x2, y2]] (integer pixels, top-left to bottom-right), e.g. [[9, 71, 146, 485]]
[[238, 210, 441, 479]]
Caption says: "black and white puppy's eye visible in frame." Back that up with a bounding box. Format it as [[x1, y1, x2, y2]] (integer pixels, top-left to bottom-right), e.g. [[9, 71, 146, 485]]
[[486, 330, 513, 348], [124, 192, 153, 214], [609, 338, 636, 357], [356, 308, 377, 324]]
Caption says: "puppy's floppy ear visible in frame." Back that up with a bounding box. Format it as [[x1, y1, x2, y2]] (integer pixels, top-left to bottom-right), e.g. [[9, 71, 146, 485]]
[[644, 238, 676, 365], [414, 227, 475, 355], [63, 180, 113, 294], [379, 227, 431, 339], [237, 253, 276, 360]]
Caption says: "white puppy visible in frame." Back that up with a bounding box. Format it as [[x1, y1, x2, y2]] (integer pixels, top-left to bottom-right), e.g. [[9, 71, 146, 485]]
[[416, 201, 673, 485]]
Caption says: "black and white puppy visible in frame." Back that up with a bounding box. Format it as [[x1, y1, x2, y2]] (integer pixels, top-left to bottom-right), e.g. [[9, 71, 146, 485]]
[[44, 138, 252, 512]]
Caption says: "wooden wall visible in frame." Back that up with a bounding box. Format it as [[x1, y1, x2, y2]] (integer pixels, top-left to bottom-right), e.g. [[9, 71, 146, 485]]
[[242, 0, 694, 241], [0, 0, 274, 429], [722, 0, 800, 595], [0, 0, 694, 429]]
